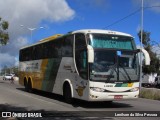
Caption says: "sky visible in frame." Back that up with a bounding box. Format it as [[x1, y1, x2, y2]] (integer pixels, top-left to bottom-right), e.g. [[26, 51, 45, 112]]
[[0, 0, 160, 69]]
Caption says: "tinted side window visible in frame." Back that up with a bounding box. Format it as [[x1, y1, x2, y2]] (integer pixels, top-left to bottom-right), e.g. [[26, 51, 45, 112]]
[[75, 33, 86, 49], [20, 38, 64, 61], [75, 50, 88, 80], [62, 35, 73, 57], [75, 33, 88, 80], [19, 50, 23, 61], [54, 39, 62, 58], [24, 47, 31, 61]]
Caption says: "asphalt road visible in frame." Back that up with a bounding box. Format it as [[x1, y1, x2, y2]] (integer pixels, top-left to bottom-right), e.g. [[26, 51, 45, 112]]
[[0, 77, 160, 120]]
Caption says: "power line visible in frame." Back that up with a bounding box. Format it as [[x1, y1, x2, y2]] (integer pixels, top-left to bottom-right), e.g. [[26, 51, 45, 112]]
[[144, 5, 160, 9], [103, 5, 160, 29], [103, 8, 141, 29]]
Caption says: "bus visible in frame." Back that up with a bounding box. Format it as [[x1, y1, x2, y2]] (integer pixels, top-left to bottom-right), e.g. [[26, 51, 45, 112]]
[[19, 29, 150, 103]]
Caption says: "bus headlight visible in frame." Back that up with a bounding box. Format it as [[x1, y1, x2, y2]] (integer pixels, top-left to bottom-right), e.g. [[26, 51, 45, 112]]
[[130, 87, 139, 92], [90, 87, 105, 92]]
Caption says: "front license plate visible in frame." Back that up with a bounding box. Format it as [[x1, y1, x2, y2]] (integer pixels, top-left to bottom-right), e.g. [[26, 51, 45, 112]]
[[114, 95, 123, 99]]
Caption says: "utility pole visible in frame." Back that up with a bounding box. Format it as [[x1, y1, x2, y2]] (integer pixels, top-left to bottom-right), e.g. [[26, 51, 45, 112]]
[[140, 0, 144, 88]]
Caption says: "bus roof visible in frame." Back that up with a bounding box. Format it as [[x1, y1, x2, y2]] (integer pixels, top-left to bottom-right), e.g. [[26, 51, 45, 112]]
[[71, 29, 133, 37], [20, 29, 133, 50], [20, 34, 63, 49], [39, 34, 63, 42]]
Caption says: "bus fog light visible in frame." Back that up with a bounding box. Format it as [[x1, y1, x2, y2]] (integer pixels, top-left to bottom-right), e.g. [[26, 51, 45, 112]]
[[130, 87, 139, 92], [90, 87, 105, 92]]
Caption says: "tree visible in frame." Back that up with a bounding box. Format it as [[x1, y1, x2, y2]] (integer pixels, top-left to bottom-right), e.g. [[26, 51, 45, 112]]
[[0, 17, 9, 45], [1, 65, 9, 75], [12, 66, 19, 76], [138, 30, 160, 74], [0, 66, 18, 76]]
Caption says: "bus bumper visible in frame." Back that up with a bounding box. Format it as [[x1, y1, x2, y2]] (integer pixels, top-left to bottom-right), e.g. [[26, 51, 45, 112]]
[[88, 90, 139, 101]]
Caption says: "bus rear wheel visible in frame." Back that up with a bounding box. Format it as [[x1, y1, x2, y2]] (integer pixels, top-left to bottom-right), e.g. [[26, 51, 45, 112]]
[[63, 84, 72, 103]]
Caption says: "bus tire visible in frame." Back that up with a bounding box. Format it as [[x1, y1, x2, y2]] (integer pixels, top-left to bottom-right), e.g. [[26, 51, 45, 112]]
[[28, 79, 33, 93], [63, 83, 72, 103], [24, 79, 28, 92]]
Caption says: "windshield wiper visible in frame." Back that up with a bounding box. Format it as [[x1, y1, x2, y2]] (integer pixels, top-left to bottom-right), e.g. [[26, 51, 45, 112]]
[[105, 64, 118, 83], [119, 64, 132, 82]]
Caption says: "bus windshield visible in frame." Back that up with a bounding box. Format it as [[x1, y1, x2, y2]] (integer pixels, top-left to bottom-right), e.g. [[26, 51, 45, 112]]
[[90, 50, 139, 82], [88, 34, 139, 83]]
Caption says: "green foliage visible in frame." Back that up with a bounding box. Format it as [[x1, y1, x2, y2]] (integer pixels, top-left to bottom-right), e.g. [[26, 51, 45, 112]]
[[138, 30, 151, 48], [140, 89, 155, 99], [0, 17, 9, 45], [0, 66, 18, 76], [138, 30, 160, 74], [140, 88, 160, 100]]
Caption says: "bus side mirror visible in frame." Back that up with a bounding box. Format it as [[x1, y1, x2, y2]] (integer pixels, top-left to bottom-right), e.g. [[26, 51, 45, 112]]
[[137, 48, 150, 65], [87, 45, 94, 63]]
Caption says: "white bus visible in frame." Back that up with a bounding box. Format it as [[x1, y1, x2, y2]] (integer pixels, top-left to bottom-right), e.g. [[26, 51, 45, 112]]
[[19, 29, 150, 103]]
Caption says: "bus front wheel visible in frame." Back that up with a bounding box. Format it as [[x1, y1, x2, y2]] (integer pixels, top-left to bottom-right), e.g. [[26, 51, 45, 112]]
[[63, 83, 72, 103]]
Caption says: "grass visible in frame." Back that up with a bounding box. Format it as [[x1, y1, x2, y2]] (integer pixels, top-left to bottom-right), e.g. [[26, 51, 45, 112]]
[[140, 88, 160, 100]]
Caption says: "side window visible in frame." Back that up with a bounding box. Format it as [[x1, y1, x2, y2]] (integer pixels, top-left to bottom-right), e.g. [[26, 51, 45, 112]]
[[75, 33, 88, 80], [25, 48, 30, 61], [47, 41, 53, 58], [75, 50, 88, 80], [51, 41, 58, 58], [39, 44, 44, 59], [28, 47, 32, 61], [22, 49, 27, 61], [33, 45, 42, 60], [19, 50, 23, 61], [32, 46, 35, 60], [32, 46, 38, 60], [62, 35, 73, 57], [75, 33, 86, 49], [54, 39, 62, 58]]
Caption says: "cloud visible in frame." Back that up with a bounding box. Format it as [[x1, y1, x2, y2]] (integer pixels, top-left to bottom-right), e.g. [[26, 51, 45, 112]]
[[0, 37, 28, 56], [0, 0, 75, 25], [0, 53, 16, 68], [0, 0, 75, 38], [0, 37, 28, 69], [0, 0, 75, 68]]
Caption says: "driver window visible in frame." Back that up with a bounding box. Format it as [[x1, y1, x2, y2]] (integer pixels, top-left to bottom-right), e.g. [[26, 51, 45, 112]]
[[76, 50, 87, 79], [75, 33, 88, 80]]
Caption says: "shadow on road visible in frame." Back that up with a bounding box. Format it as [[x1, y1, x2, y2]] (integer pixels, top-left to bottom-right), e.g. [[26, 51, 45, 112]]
[[72, 100, 133, 109], [0, 104, 28, 111], [0, 104, 115, 120], [16, 88, 133, 109], [16, 88, 64, 103]]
